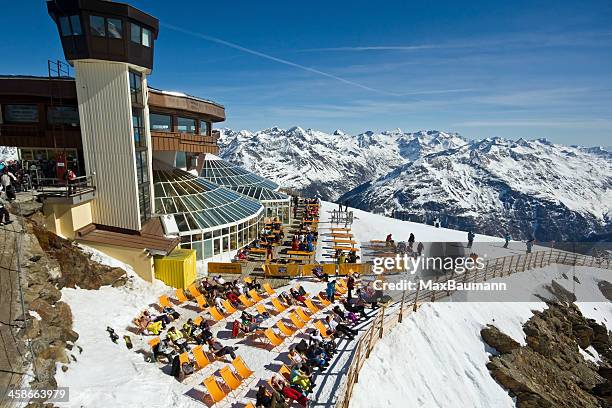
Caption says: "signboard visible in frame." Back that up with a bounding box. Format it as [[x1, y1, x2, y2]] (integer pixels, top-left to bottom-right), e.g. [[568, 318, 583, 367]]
[[208, 262, 242, 275]]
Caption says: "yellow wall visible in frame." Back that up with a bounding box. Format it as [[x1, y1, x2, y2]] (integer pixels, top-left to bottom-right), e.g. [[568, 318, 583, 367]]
[[154, 249, 196, 289], [43, 202, 93, 240], [80, 242, 155, 282]]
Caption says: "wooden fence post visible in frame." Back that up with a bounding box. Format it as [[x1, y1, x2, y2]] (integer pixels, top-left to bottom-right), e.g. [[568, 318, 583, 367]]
[[413, 282, 420, 312], [398, 289, 406, 323], [365, 315, 377, 358], [483, 259, 489, 281], [379, 305, 386, 339]]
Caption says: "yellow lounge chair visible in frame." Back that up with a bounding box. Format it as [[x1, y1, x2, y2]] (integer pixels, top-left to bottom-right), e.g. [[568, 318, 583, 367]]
[[202, 376, 227, 404], [314, 320, 332, 338], [196, 295, 208, 310], [179, 352, 190, 366], [223, 299, 238, 314], [193, 316, 203, 326], [209, 307, 225, 322], [296, 307, 311, 322], [289, 313, 306, 329], [159, 295, 172, 308], [255, 303, 268, 316], [175, 289, 189, 303], [304, 298, 319, 315], [249, 289, 264, 302], [193, 345, 210, 370], [239, 294, 254, 308], [188, 284, 202, 299], [148, 337, 160, 348], [317, 294, 331, 307], [232, 356, 254, 380], [263, 283, 275, 296], [219, 366, 243, 394], [271, 297, 287, 313], [264, 328, 284, 348], [276, 321, 296, 337]]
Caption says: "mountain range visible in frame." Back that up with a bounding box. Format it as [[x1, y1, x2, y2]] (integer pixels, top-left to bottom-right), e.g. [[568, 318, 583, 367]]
[[219, 127, 612, 242]]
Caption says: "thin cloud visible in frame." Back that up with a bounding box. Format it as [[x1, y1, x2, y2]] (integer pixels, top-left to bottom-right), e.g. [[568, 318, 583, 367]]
[[161, 22, 400, 97]]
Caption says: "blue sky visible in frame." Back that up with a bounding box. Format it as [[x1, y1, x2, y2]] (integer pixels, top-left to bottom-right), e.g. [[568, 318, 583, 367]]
[[2, 0, 612, 145]]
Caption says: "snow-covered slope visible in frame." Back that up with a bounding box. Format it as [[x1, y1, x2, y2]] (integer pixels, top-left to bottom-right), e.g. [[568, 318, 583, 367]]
[[341, 138, 612, 241], [218, 127, 465, 200]]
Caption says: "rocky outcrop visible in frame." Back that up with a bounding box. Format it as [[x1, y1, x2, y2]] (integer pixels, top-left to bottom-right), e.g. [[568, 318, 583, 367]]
[[482, 303, 612, 407], [14, 217, 128, 407]]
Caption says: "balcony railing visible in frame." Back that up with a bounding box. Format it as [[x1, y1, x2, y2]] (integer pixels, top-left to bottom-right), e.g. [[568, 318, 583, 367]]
[[37, 175, 96, 204]]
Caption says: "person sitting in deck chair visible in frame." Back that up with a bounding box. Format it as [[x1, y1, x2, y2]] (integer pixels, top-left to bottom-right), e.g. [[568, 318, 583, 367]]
[[312, 267, 326, 281], [326, 280, 336, 302], [333, 305, 358, 324], [325, 315, 358, 340], [161, 306, 180, 321], [167, 327, 189, 353], [256, 384, 288, 408], [207, 337, 238, 360], [214, 296, 226, 314], [290, 364, 313, 394], [271, 376, 308, 408], [342, 299, 367, 319], [146, 320, 163, 335], [308, 329, 337, 356], [240, 313, 266, 333], [305, 344, 329, 370], [290, 288, 306, 304], [152, 338, 174, 363]]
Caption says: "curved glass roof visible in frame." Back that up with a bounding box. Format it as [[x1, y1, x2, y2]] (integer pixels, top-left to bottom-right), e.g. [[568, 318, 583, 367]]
[[153, 164, 263, 233], [200, 155, 290, 203]]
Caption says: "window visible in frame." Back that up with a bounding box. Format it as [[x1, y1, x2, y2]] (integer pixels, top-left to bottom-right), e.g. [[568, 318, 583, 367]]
[[47, 106, 79, 126], [129, 71, 142, 105], [131, 23, 140, 43], [139, 183, 151, 223], [132, 108, 145, 148], [136, 150, 148, 184], [59, 15, 82, 36], [3, 105, 38, 123], [107, 18, 122, 39], [199, 120, 210, 136], [149, 113, 172, 132], [131, 23, 152, 47], [142, 28, 151, 47], [177, 117, 196, 134], [90, 15, 106, 37]]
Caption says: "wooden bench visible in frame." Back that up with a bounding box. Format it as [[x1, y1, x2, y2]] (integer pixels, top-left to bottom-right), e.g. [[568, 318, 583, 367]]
[[286, 250, 314, 260], [248, 248, 267, 255], [302, 219, 319, 224], [332, 246, 359, 252], [331, 233, 353, 238]]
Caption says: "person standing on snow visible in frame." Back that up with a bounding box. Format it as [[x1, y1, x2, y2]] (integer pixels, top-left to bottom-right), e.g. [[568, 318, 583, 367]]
[[417, 242, 424, 257], [503, 231, 511, 248], [467, 231, 475, 248], [526, 238, 534, 253]]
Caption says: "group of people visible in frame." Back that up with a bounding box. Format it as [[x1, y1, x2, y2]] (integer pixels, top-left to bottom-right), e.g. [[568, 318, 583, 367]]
[[258, 275, 376, 408], [386, 233, 425, 257], [291, 231, 316, 252]]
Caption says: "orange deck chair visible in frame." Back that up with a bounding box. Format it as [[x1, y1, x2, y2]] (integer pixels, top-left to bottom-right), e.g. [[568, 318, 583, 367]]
[[188, 284, 202, 299], [238, 294, 254, 308], [148, 337, 160, 348], [263, 283, 276, 296], [159, 295, 172, 308], [263, 328, 285, 348], [255, 303, 269, 316], [296, 307, 311, 322], [289, 312, 306, 329], [232, 356, 254, 381], [193, 316, 204, 326], [317, 293, 332, 307], [271, 297, 287, 313], [304, 298, 319, 315], [219, 366, 244, 395], [202, 376, 227, 404], [179, 352, 190, 366], [223, 299, 238, 314], [193, 345, 211, 370], [314, 320, 332, 338], [175, 289, 189, 304], [196, 295, 208, 310], [249, 289, 264, 303], [209, 307, 225, 322], [276, 321, 296, 338]]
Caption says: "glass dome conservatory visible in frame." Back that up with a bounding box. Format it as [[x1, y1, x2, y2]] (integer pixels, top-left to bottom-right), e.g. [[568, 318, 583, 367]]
[[153, 162, 264, 260], [200, 154, 292, 223]]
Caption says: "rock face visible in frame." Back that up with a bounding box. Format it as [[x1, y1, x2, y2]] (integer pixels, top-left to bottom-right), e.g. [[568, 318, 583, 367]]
[[15, 218, 128, 407], [482, 303, 612, 407]]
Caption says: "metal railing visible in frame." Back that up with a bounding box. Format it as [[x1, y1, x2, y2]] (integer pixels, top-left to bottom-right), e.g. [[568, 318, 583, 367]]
[[334, 248, 612, 408], [36, 175, 96, 199]]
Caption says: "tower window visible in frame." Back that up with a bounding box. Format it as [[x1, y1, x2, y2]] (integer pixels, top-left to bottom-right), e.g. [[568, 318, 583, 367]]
[[59, 15, 82, 36], [129, 71, 143, 105], [90, 15, 106, 37], [107, 18, 123, 39], [130, 23, 152, 47]]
